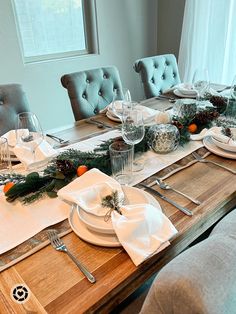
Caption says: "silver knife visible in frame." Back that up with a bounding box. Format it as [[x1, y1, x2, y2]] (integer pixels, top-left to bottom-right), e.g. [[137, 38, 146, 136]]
[[138, 183, 193, 216]]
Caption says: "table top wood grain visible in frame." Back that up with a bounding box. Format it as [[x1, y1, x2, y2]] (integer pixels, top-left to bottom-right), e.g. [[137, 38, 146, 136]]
[[1, 109, 236, 314]]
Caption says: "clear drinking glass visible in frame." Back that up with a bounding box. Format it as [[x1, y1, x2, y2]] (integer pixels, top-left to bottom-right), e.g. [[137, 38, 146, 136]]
[[0, 137, 12, 174], [112, 87, 132, 120], [109, 141, 133, 185], [122, 109, 145, 173], [192, 68, 209, 101], [16, 112, 44, 167], [224, 75, 236, 126]]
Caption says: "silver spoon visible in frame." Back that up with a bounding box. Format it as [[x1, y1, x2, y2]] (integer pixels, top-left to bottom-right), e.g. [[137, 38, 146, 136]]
[[156, 179, 201, 205]]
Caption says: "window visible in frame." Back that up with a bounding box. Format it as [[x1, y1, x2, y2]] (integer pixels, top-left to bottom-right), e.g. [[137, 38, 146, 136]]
[[12, 0, 98, 63]]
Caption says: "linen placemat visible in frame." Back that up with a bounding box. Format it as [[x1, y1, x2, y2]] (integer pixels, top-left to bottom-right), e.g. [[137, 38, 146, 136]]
[[0, 147, 209, 272]]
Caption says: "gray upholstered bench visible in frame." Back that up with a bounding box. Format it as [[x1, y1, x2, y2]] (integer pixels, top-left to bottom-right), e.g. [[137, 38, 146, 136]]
[[140, 209, 236, 314]]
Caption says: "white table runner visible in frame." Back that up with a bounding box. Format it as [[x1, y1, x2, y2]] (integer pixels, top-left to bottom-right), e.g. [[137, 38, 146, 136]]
[[0, 130, 203, 254]]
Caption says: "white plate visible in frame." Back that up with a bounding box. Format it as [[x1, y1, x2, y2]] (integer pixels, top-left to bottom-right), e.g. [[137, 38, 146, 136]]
[[212, 137, 236, 153], [203, 136, 236, 159], [173, 89, 196, 99], [69, 206, 121, 247], [69, 186, 162, 247], [77, 186, 161, 235], [106, 110, 121, 122]]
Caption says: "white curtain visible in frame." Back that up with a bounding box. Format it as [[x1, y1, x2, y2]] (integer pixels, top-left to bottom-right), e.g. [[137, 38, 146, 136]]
[[178, 0, 236, 85]]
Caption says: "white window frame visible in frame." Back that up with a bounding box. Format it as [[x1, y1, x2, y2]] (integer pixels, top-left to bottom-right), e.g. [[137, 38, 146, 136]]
[[11, 0, 99, 64]]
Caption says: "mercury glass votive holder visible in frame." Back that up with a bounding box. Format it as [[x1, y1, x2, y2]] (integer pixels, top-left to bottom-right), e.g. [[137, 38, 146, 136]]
[[147, 124, 180, 154]]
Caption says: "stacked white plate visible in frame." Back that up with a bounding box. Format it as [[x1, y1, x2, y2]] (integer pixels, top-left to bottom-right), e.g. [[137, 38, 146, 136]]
[[173, 83, 197, 98], [203, 129, 236, 159], [68, 186, 161, 247]]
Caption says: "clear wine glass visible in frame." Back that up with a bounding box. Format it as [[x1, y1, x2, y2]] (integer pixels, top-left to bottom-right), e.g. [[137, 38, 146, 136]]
[[122, 109, 145, 174], [192, 68, 209, 101], [224, 74, 236, 126], [16, 112, 44, 168], [112, 87, 132, 120]]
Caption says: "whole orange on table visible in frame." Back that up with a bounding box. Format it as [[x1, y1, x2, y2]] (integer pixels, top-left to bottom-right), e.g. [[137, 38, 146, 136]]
[[3, 182, 15, 194], [77, 165, 88, 176]]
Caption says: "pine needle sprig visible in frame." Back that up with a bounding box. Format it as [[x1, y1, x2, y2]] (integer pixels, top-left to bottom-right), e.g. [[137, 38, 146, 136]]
[[101, 190, 123, 221]]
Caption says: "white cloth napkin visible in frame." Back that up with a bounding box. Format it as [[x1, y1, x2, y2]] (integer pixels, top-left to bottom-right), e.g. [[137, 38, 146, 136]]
[[104, 101, 158, 123], [58, 168, 124, 216], [13, 140, 57, 168], [58, 168, 178, 265], [2, 129, 57, 168], [190, 126, 236, 146], [112, 204, 177, 266]]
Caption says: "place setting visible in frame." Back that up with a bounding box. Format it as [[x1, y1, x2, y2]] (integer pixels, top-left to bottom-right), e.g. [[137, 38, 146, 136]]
[[58, 168, 178, 265]]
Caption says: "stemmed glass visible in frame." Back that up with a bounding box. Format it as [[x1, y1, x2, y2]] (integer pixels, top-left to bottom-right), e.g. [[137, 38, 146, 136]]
[[122, 109, 145, 174], [112, 87, 132, 120], [224, 74, 236, 126], [192, 68, 209, 101], [16, 112, 44, 168]]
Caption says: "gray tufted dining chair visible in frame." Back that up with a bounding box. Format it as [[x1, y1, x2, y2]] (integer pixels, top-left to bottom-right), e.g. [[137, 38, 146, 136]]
[[0, 84, 30, 136], [61, 66, 123, 121], [134, 54, 181, 99]]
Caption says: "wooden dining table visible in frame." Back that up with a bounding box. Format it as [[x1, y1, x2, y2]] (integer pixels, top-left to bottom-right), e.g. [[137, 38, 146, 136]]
[[1, 103, 236, 314]]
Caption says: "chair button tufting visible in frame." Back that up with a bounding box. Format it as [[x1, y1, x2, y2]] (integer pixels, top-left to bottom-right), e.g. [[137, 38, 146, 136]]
[[151, 78, 154, 83], [103, 74, 107, 79], [82, 93, 86, 99], [86, 79, 90, 83], [173, 73, 176, 78], [165, 61, 169, 66], [161, 75, 165, 80], [154, 64, 158, 69], [98, 91, 102, 96]]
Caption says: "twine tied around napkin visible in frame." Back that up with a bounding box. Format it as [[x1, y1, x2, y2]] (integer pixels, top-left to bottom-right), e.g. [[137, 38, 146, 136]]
[[101, 190, 123, 221]]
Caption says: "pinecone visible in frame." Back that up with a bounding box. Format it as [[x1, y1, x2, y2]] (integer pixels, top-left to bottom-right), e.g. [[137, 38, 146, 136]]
[[194, 110, 219, 125], [209, 96, 227, 114], [56, 159, 76, 175], [222, 127, 232, 138]]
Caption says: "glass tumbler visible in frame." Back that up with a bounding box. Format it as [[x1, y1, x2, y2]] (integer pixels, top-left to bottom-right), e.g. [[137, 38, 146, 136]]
[[0, 137, 12, 173], [109, 141, 133, 185]]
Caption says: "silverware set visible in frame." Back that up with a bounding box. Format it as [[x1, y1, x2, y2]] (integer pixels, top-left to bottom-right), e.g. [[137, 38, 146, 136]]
[[138, 183, 193, 216], [156, 178, 201, 205], [155, 95, 176, 103], [86, 118, 112, 129], [192, 151, 236, 174], [46, 133, 70, 145], [48, 229, 96, 283]]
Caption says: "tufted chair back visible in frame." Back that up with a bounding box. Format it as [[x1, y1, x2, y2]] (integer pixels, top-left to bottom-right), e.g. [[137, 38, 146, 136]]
[[134, 54, 181, 99], [0, 84, 30, 136], [61, 66, 123, 120]]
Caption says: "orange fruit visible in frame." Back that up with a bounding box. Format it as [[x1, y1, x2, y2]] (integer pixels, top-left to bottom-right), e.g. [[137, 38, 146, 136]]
[[77, 165, 88, 176], [188, 123, 198, 133], [3, 182, 15, 194]]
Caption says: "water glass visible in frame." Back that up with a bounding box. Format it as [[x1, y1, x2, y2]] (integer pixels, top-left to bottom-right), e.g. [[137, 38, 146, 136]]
[[192, 68, 209, 100], [0, 138, 12, 173], [109, 141, 133, 185], [112, 87, 132, 119]]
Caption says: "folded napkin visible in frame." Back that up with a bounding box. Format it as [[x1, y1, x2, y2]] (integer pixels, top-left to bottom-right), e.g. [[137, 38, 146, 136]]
[[104, 101, 158, 123], [13, 139, 57, 169], [2, 129, 57, 168], [163, 83, 196, 96], [112, 204, 177, 266], [2, 129, 24, 148], [58, 168, 178, 266], [58, 168, 124, 216], [190, 126, 236, 146]]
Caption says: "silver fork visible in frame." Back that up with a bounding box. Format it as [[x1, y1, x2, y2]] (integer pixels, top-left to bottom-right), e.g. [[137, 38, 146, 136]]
[[46, 134, 70, 145], [47, 230, 96, 283], [192, 152, 236, 174]]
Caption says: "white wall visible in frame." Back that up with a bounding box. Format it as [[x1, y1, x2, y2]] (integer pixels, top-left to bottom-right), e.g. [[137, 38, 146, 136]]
[[0, 0, 158, 131]]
